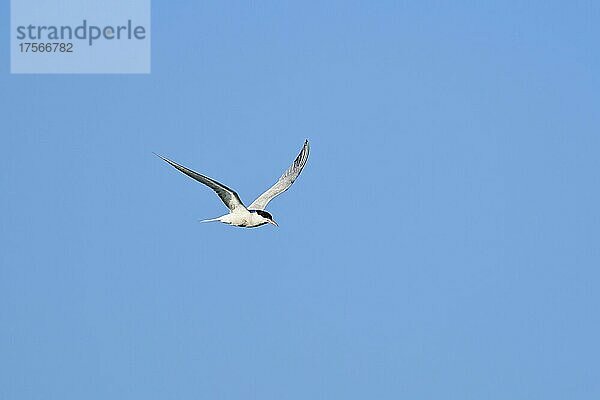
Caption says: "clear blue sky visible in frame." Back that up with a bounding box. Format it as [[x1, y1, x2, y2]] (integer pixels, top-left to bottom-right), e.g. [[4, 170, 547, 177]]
[[1, 1, 599, 399]]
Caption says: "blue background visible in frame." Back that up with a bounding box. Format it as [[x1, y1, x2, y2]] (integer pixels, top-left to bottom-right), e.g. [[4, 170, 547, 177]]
[[1, 1, 599, 399]]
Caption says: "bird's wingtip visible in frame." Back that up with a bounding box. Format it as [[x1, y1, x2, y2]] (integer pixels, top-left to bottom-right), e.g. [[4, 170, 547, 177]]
[[153, 152, 169, 162]]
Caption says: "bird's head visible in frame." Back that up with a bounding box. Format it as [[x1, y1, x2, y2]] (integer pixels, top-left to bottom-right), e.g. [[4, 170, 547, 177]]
[[254, 210, 278, 227]]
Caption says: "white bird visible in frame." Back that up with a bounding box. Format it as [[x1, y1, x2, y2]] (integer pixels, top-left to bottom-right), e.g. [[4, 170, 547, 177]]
[[155, 140, 310, 228]]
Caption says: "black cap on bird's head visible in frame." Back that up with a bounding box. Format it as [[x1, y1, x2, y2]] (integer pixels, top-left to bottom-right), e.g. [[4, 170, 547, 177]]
[[254, 209, 278, 226]]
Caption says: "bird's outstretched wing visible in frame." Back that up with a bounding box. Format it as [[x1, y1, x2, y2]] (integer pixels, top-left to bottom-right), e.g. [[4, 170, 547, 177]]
[[249, 140, 310, 210], [155, 154, 247, 212]]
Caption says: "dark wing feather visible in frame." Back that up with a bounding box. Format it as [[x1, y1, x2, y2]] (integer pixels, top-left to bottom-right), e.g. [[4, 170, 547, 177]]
[[155, 153, 246, 212]]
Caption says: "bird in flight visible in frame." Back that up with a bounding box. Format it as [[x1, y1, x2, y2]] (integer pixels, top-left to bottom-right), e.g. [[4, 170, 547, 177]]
[[155, 140, 310, 228]]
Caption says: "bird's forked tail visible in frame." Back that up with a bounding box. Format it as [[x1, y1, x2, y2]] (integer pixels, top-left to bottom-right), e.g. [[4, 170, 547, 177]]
[[199, 217, 221, 223]]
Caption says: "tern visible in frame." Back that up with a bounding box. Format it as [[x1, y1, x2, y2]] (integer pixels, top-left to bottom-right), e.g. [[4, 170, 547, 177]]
[[155, 140, 310, 228]]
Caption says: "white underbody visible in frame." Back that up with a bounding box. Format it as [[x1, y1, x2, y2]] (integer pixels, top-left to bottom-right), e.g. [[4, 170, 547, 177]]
[[205, 210, 270, 228]]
